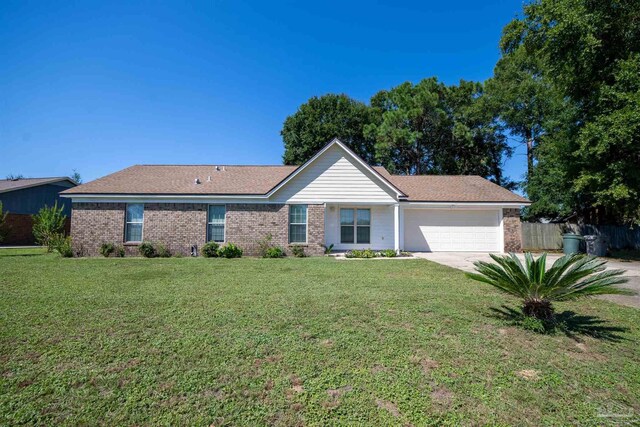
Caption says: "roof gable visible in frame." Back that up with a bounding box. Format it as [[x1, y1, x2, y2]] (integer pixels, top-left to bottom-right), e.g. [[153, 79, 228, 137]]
[[268, 138, 406, 201]]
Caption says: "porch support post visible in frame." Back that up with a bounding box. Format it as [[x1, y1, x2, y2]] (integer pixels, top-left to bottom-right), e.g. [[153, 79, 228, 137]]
[[393, 203, 400, 254]]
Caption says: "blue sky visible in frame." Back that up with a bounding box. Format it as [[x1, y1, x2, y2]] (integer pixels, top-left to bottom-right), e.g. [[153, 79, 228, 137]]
[[1, 0, 527, 183]]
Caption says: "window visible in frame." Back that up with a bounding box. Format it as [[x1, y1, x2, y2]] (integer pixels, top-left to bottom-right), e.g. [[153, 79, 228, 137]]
[[340, 208, 370, 244], [207, 205, 226, 242], [289, 205, 307, 243], [125, 204, 144, 242]]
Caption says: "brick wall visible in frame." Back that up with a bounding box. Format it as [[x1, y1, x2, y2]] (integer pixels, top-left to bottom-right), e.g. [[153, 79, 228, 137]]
[[70, 202, 325, 257], [226, 203, 325, 256], [143, 203, 207, 256], [71, 203, 127, 256], [503, 208, 523, 253]]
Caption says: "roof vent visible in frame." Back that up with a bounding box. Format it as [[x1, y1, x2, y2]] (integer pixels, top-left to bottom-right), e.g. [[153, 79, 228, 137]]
[[195, 178, 201, 184], [215, 166, 220, 171], [207, 175, 211, 182]]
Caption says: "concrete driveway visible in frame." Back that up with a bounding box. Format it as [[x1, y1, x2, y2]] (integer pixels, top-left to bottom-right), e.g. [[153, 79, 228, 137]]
[[414, 252, 640, 309]]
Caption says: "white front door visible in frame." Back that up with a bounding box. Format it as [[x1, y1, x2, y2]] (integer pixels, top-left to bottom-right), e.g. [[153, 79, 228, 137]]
[[403, 209, 501, 252]]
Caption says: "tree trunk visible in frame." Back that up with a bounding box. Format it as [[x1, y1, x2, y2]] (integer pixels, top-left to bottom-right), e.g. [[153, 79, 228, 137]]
[[526, 131, 534, 180]]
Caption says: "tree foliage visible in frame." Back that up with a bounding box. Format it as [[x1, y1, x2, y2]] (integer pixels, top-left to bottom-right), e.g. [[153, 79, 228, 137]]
[[281, 82, 514, 188], [366, 78, 513, 187], [495, 0, 640, 223], [281, 94, 374, 165]]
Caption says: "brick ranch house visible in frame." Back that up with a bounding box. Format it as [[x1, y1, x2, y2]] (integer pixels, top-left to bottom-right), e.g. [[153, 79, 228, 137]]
[[60, 139, 530, 256]]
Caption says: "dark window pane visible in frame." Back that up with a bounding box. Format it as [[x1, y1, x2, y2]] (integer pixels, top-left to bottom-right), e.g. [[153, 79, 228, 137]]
[[356, 226, 370, 244], [289, 224, 306, 243], [126, 204, 144, 222], [208, 224, 224, 242], [357, 209, 370, 226], [341, 225, 354, 243], [125, 223, 143, 242], [340, 209, 354, 226], [208, 205, 225, 224]]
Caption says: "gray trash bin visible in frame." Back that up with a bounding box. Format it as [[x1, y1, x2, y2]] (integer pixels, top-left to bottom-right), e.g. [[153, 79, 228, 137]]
[[584, 235, 608, 257]]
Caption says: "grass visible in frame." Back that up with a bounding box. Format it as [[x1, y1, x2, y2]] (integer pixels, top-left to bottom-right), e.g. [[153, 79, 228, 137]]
[[1, 249, 639, 425]]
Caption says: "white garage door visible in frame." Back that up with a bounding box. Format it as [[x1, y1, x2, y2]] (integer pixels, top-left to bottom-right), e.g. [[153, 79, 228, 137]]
[[404, 209, 501, 252]]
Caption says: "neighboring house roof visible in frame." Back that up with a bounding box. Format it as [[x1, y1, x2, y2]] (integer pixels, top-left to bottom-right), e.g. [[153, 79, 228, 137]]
[[0, 177, 77, 194], [60, 139, 529, 204]]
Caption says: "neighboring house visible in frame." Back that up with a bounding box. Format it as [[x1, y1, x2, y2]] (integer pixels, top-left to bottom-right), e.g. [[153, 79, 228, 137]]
[[60, 139, 530, 256], [0, 177, 77, 245]]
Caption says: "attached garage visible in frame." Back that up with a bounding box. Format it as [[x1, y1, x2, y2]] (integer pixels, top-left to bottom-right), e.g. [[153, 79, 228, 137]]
[[403, 208, 502, 252]]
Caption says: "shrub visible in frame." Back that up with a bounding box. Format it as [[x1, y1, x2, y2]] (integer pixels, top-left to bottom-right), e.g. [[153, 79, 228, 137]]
[[51, 234, 73, 258], [202, 242, 220, 258], [100, 242, 115, 257], [379, 249, 397, 258], [323, 243, 334, 255], [156, 244, 171, 258], [0, 202, 9, 244], [32, 202, 67, 252], [115, 246, 126, 257], [291, 245, 306, 257], [466, 252, 630, 322], [345, 249, 377, 258], [257, 234, 275, 257], [217, 243, 243, 258], [264, 246, 285, 258], [138, 242, 156, 258]]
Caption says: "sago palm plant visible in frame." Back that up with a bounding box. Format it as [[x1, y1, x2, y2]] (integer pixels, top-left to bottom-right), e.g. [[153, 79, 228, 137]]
[[466, 253, 630, 320]]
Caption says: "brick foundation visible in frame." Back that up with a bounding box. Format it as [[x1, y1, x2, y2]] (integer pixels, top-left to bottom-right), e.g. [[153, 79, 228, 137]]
[[503, 208, 523, 253], [70, 202, 325, 257]]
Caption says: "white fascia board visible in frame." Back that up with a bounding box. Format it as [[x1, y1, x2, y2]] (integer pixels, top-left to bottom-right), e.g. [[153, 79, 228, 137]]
[[266, 138, 406, 199]]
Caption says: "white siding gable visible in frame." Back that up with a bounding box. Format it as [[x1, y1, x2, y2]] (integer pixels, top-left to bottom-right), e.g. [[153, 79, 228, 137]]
[[270, 144, 397, 203]]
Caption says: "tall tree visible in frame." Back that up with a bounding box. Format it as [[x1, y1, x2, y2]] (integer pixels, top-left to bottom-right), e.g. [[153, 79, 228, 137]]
[[281, 94, 375, 165], [485, 21, 563, 180], [366, 78, 513, 187], [501, 0, 640, 223]]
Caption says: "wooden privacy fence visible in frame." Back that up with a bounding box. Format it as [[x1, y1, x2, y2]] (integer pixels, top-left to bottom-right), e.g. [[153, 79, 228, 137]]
[[521, 223, 640, 251]]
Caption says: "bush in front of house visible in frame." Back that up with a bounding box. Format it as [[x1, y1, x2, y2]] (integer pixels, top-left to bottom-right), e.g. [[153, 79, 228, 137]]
[[51, 234, 73, 258], [156, 244, 171, 258], [115, 246, 125, 257], [32, 202, 67, 252], [217, 243, 243, 258], [379, 249, 397, 258], [323, 243, 334, 255], [291, 245, 306, 258], [345, 248, 377, 258], [264, 246, 285, 258], [138, 242, 156, 258], [100, 243, 115, 257], [202, 242, 220, 258]]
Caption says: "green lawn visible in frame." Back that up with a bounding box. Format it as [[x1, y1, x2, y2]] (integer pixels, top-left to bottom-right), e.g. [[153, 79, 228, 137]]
[[1, 249, 639, 425]]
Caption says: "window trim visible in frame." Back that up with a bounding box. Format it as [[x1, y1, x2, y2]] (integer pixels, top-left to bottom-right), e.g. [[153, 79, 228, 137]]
[[207, 204, 226, 243], [288, 204, 308, 244], [339, 208, 371, 245], [124, 203, 144, 243]]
